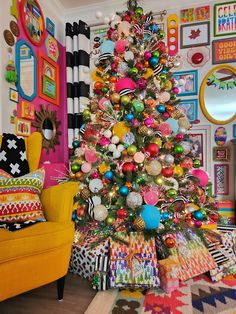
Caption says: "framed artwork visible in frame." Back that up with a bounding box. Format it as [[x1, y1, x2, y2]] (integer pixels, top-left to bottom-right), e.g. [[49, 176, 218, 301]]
[[90, 26, 109, 61], [173, 70, 198, 96], [180, 6, 210, 23], [45, 35, 59, 62], [214, 2, 236, 37], [15, 118, 31, 137], [189, 125, 211, 171], [212, 38, 236, 64], [21, 101, 35, 120], [213, 146, 231, 162], [20, 0, 46, 46], [214, 164, 229, 195], [38, 51, 59, 105], [178, 99, 198, 122], [9, 88, 19, 103], [46, 17, 55, 37], [233, 124, 236, 138], [180, 21, 210, 48]]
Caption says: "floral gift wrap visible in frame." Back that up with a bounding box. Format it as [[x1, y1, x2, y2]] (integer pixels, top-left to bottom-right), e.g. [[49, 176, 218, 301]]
[[110, 232, 160, 288]]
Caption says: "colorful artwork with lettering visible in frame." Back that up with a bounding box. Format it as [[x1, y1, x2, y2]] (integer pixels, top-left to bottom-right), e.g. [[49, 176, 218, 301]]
[[45, 35, 59, 62], [212, 37, 236, 64], [214, 2, 236, 36], [180, 6, 210, 23]]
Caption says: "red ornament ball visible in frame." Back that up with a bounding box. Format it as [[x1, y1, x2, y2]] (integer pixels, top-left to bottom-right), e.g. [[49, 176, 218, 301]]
[[77, 206, 85, 217], [209, 213, 219, 223], [116, 208, 128, 219], [161, 167, 173, 178], [185, 213, 192, 223], [191, 52, 204, 65], [122, 162, 135, 173], [145, 143, 159, 157]]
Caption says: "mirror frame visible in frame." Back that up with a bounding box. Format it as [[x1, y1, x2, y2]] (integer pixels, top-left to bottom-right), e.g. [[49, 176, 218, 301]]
[[199, 64, 236, 125], [16, 39, 37, 101], [32, 104, 61, 154]]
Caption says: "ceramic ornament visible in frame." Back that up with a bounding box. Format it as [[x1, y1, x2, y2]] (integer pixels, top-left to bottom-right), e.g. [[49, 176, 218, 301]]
[[214, 127, 227, 146], [10, 21, 20, 37], [187, 47, 210, 67], [3, 30, 15, 46]]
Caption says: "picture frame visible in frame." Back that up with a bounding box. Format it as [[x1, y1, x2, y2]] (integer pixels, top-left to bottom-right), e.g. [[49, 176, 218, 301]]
[[212, 38, 236, 64], [38, 51, 59, 105], [9, 88, 19, 103], [213, 146, 231, 162], [45, 35, 59, 62], [214, 164, 229, 195], [173, 70, 198, 96], [189, 125, 211, 171], [21, 101, 35, 120], [180, 6, 210, 23], [46, 17, 55, 37], [180, 21, 210, 49], [214, 2, 236, 37], [177, 99, 198, 122], [233, 124, 236, 138], [15, 118, 31, 137]]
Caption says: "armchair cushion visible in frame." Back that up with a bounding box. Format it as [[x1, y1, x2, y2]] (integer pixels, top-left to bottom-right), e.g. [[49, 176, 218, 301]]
[[0, 168, 46, 223]]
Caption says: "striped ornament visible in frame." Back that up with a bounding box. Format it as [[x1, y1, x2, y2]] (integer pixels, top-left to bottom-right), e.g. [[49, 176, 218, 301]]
[[86, 197, 95, 219], [153, 64, 163, 77]]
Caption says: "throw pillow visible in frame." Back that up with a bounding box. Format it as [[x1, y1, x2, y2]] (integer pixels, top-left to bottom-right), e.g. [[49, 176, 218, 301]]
[[0, 133, 29, 177], [0, 168, 46, 223]]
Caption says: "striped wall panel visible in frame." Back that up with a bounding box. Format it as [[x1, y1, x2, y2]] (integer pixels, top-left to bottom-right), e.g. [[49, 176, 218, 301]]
[[65, 21, 90, 149]]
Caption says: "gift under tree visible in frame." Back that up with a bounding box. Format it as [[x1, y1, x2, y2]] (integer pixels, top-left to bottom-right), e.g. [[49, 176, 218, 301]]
[[70, 0, 219, 289]]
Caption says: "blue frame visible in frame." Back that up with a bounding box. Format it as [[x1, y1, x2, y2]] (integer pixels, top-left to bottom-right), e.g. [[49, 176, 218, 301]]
[[173, 70, 198, 96], [46, 17, 55, 37], [233, 124, 236, 138], [16, 39, 37, 101], [178, 99, 198, 123]]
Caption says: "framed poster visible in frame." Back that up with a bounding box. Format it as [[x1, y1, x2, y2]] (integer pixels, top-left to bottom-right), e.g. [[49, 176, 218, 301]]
[[173, 70, 198, 96], [180, 6, 210, 23], [21, 101, 35, 120], [212, 38, 236, 64], [180, 21, 210, 48], [45, 35, 59, 62], [178, 99, 198, 122], [46, 17, 55, 37], [214, 1, 236, 37], [214, 164, 229, 195], [189, 125, 211, 171], [213, 146, 231, 161], [38, 51, 59, 105], [9, 88, 19, 103], [15, 118, 31, 137]]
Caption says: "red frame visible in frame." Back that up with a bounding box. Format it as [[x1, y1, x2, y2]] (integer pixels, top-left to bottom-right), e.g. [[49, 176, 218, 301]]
[[38, 51, 59, 106], [214, 164, 229, 195], [20, 0, 46, 47]]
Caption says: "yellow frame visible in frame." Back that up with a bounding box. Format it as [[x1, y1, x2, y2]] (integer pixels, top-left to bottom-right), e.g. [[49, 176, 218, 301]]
[[199, 64, 236, 125]]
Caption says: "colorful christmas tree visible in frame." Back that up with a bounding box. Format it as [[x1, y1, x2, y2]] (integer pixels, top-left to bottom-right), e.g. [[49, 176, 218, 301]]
[[71, 0, 218, 247]]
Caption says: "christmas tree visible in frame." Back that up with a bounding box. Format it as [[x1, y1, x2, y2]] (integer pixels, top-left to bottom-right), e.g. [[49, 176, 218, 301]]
[[71, 0, 218, 248]]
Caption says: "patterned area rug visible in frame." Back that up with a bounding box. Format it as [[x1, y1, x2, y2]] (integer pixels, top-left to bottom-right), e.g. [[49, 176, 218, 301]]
[[85, 274, 236, 314]]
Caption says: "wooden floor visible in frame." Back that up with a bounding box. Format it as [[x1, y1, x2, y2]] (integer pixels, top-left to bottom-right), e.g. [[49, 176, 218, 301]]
[[0, 274, 96, 314]]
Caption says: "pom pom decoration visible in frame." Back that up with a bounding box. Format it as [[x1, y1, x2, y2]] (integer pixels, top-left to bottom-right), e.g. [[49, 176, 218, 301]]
[[140, 205, 161, 230]]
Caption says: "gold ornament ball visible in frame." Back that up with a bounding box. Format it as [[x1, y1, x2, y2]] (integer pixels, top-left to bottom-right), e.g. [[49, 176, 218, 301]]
[[154, 175, 164, 185], [113, 122, 130, 141], [164, 237, 176, 248], [173, 165, 184, 177], [150, 137, 162, 147], [127, 144, 137, 156], [133, 217, 145, 231], [138, 125, 149, 136], [111, 93, 121, 103], [80, 187, 91, 200], [75, 171, 83, 180]]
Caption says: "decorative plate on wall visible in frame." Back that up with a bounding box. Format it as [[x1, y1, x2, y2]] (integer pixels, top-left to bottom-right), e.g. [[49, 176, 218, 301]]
[[20, 0, 45, 46]]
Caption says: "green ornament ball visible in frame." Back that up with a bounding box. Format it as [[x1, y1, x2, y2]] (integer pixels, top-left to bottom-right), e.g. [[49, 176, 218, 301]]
[[152, 50, 160, 58], [170, 94, 177, 101], [159, 73, 167, 81], [105, 216, 115, 226], [83, 109, 91, 121], [166, 188, 177, 198], [200, 209, 207, 218], [193, 159, 201, 168], [130, 67, 138, 75], [132, 99, 144, 113], [159, 30, 165, 39], [127, 144, 137, 155], [135, 7, 143, 16], [174, 144, 184, 154], [71, 163, 80, 173], [121, 95, 130, 105], [101, 86, 108, 94]]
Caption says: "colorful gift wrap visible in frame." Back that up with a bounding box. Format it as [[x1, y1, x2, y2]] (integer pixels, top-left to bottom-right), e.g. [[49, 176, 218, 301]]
[[217, 200, 235, 225], [157, 256, 180, 293], [110, 232, 160, 288], [93, 254, 110, 291], [168, 229, 217, 281], [69, 234, 109, 281]]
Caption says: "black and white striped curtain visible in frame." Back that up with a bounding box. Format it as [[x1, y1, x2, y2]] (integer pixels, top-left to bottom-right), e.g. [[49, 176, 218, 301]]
[[66, 20, 90, 148]]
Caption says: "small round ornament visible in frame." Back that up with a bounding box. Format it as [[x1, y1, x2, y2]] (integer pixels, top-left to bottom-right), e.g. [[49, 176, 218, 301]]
[[111, 93, 120, 103], [117, 144, 125, 152], [135, 6, 143, 16], [166, 188, 177, 198], [111, 135, 120, 144], [193, 159, 201, 168], [118, 21, 131, 36], [124, 51, 134, 61], [143, 191, 159, 206], [149, 56, 159, 68], [195, 221, 202, 228], [85, 149, 98, 163], [126, 192, 143, 209], [81, 162, 92, 173], [119, 186, 129, 196], [174, 144, 184, 154], [71, 163, 80, 173], [154, 175, 164, 186], [103, 129, 112, 138], [115, 39, 128, 53], [164, 237, 176, 248], [122, 162, 135, 173], [127, 144, 137, 155], [164, 154, 174, 164], [166, 118, 179, 133], [173, 165, 183, 177], [108, 144, 116, 152], [113, 122, 130, 141], [159, 122, 172, 136], [146, 160, 162, 176], [123, 132, 135, 145], [121, 95, 130, 105], [75, 171, 83, 180], [192, 210, 204, 221], [105, 216, 115, 226], [130, 67, 138, 75], [125, 113, 134, 122], [116, 208, 128, 219], [138, 125, 149, 136], [161, 167, 173, 178], [133, 216, 145, 231], [181, 157, 193, 169], [104, 170, 114, 180], [157, 105, 166, 113], [132, 100, 144, 113], [94, 205, 108, 221], [72, 140, 80, 149], [92, 195, 102, 206], [161, 212, 170, 222], [140, 205, 161, 230], [133, 151, 145, 163], [113, 150, 121, 158], [89, 178, 103, 193], [144, 51, 152, 60], [145, 143, 159, 157]]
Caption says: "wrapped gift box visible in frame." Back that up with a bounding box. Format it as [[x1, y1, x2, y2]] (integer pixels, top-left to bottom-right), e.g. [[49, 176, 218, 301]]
[[217, 200, 235, 225], [69, 234, 109, 281], [110, 232, 160, 288], [158, 256, 180, 293]]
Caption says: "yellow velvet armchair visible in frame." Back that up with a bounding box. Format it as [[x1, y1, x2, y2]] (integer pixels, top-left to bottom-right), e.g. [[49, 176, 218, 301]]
[[0, 132, 78, 302]]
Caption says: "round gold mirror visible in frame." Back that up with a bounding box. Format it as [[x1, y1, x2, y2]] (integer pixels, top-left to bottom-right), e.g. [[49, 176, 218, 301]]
[[33, 105, 61, 153], [199, 65, 236, 125]]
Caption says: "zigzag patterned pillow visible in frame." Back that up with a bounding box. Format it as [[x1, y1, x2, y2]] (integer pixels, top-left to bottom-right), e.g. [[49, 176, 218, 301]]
[[0, 168, 46, 223]]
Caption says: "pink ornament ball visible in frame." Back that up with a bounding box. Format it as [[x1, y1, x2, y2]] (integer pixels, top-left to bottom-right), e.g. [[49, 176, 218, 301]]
[[91, 171, 100, 179], [99, 136, 111, 146], [133, 151, 145, 163], [191, 169, 209, 187], [162, 112, 170, 119], [195, 221, 202, 228], [172, 87, 179, 94], [176, 133, 184, 141], [159, 122, 172, 136], [143, 191, 159, 206], [144, 51, 152, 60], [85, 149, 98, 163], [115, 39, 128, 53], [144, 118, 153, 127], [81, 162, 92, 173]]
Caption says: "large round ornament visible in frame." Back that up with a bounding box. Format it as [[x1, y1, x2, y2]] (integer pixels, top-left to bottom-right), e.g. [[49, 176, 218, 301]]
[[122, 162, 135, 173], [134, 151, 145, 163], [166, 118, 179, 133], [146, 160, 162, 176], [140, 205, 161, 230], [115, 39, 128, 53], [126, 192, 143, 209], [191, 169, 209, 187], [118, 21, 131, 36], [119, 186, 129, 196], [113, 122, 130, 141], [145, 143, 159, 157], [89, 178, 104, 192], [161, 167, 173, 178], [94, 205, 108, 221], [132, 100, 144, 113], [143, 191, 159, 206]]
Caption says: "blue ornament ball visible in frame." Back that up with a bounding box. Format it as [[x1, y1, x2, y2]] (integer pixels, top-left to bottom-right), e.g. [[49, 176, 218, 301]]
[[125, 113, 134, 122], [157, 105, 166, 113], [140, 205, 161, 230], [166, 118, 179, 133], [104, 170, 113, 180], [161, 212, 170, 222], [150, 24, 158, 33], [72, 140, 80, 149], [72, 211, 77, 221], [149, 56, 159, 68], [162, 69, 167, 74], [193, 210, 204, 221], [119, 186, 129, 196]]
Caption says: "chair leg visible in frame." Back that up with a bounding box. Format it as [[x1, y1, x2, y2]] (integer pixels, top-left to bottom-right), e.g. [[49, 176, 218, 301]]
[[57, 276, 66, 301]]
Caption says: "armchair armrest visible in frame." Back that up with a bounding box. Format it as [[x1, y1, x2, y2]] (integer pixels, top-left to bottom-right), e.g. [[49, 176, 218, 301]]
[[41, 182, 79, 222]]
